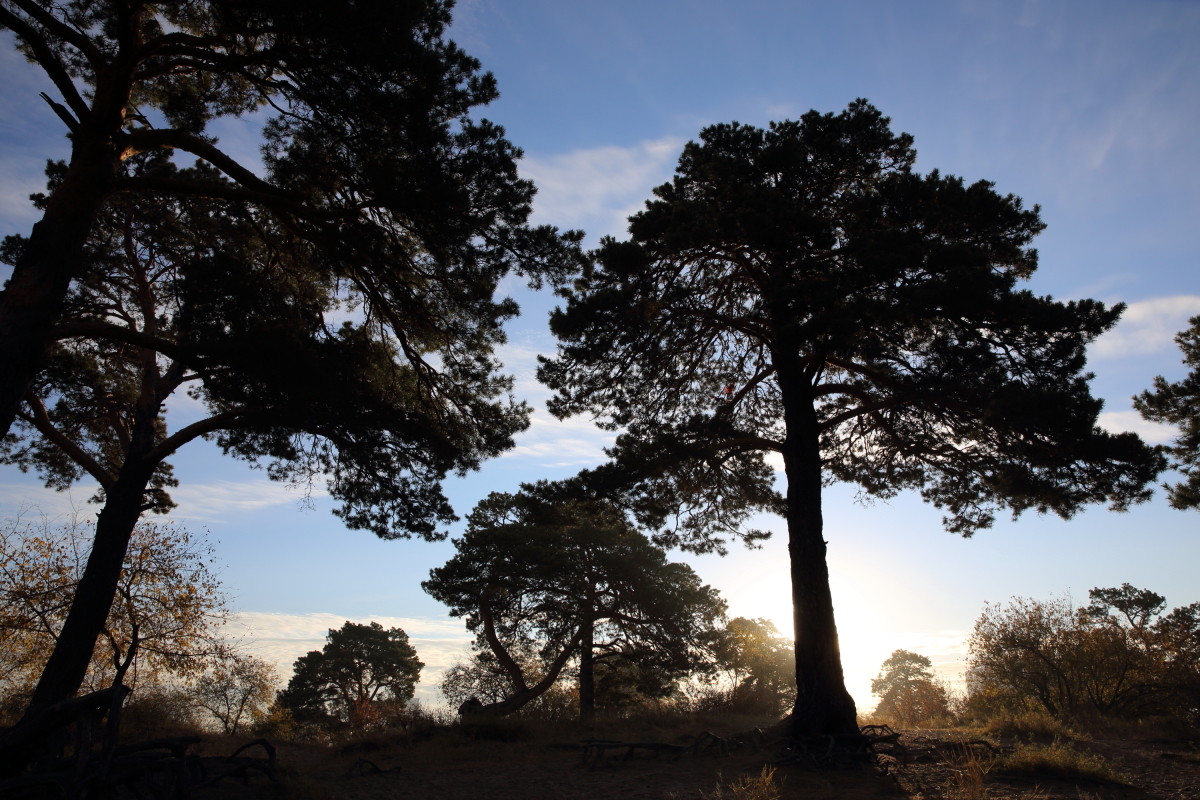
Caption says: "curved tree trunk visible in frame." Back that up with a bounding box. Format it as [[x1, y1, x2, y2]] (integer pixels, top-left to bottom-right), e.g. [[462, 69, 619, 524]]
[[0, 390, 160, 774], [23, 479, 145, 716], [471, 591, 583, 718], [776, 352, 859, 737]]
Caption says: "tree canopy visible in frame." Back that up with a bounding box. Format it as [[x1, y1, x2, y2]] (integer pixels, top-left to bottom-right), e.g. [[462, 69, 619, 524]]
[[0, 0, 577, 440], [424, 481, 727, 722], [0, 4, 580, 772], [708, 617, 795, 714], [278, 621, 423, 731], [539, 99, 1162, 736], [0, 147, 553, 734], [1135, 315, 1200, 509]]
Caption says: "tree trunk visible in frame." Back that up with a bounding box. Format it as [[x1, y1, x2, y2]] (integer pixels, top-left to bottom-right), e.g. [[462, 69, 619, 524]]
[[0, 138, 115, 438], [0, 399, 158, 776], [578, 615, 595, 726], [776, 355, 859, 737], [24, 472, 150, 718], [0, 468, 150, 776]]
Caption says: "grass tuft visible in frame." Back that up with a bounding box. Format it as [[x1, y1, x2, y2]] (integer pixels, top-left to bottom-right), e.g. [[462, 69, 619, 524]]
[[982, 711, 1081, 743], [992, 740, 1119, 782], [702, 765, 782, 800]]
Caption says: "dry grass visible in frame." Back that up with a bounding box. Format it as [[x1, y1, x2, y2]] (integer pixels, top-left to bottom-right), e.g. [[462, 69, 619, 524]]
[[945, 739, 994, 800], [701, 765, 783, 800], [992, 740, 1120, 782], [981, 711, 1082, 743]]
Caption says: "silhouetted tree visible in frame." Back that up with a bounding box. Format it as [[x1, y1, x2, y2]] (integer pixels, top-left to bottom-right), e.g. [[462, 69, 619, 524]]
[[278, 621, 422, 730], [708, 617, 795, 713], [871, 650, 950, 728], [194, 653, 277, 735], [0, 0, 576, 440], [424, 482, 726, 723], [1135, 315, 1200, 509], [0, 144, 564, 757], [540, 100, 1163, 736]]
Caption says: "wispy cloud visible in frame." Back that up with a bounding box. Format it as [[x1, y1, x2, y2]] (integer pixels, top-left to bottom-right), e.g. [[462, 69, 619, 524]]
[[0, 484, 100, 523], [493, 340, 615, 468], [168, 479, 327, 521], [504, 410, 614, 467], [0, 477, 320, 528], [1092, 296, 1200, 359], [1098, 410, 1177, 445], [521, 137, 682, 241]]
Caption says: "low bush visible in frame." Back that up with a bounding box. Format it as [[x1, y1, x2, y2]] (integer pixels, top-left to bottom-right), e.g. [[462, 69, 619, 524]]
[[982, 710, 1081, 742], [118, 687, 203, 741], [993, 740, 1120, 782]]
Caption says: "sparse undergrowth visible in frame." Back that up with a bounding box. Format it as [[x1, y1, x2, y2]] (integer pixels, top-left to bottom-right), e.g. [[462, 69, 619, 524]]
[[700, 765, 783, 800], [154, 709, 1200, 800], [980, 711, 1083, 743], [993, 740, 1121, 782]]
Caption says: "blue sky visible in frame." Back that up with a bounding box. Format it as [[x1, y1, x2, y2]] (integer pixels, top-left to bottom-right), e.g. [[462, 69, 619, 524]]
[[2, 0, 1198, 709]]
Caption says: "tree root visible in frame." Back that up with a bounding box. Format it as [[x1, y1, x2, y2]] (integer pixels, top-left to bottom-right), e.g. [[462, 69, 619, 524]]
[[571, 723, 949, 773]]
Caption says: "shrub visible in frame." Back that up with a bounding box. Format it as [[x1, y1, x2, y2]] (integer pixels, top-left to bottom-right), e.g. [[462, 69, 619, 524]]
[[993, 741, 1120, 782], [119, 687, 203, 741], [982, 710, 1081, 742]]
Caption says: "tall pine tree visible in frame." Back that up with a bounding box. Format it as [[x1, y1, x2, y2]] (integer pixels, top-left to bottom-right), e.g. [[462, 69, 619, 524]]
[[540, 100, 1162, 737]]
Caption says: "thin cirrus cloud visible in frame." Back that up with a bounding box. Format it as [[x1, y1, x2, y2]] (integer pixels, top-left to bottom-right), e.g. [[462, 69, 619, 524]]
[[1092, 295, 1200, 359], [503, 410, 614, 468], [493, 340, 615, 468], [0, 478, 322, 526], [167, 479, 327, 521], [1097, 411, 1177, 446]]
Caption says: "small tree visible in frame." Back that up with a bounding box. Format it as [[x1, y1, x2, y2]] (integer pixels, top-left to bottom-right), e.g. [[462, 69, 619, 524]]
[[424, 482, 727, 723], [0, 518, 230, 698], [1135, 315, 1200, 509], [441, 650, 522, 711], [708, 617, 795, 714], [871, 650, 951, 728], [277, 621, 422, 731], [194, 654, 278, 735]]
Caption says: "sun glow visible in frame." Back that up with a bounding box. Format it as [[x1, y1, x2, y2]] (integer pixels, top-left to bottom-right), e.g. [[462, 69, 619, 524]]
[[690, 530, 969, 714]]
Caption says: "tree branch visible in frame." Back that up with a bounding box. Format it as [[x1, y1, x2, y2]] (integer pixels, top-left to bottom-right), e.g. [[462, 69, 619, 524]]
[[17, 395, 115, 492], [0, 6, 92, 123], [9, 0, 104, 64]]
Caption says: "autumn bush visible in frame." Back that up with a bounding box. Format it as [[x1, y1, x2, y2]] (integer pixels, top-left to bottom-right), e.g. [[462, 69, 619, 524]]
[[980, 710, 1081, 743], [118, 686, 205, 742], [993, 741, 1120, 782], [967, 584, 1200, 727]]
